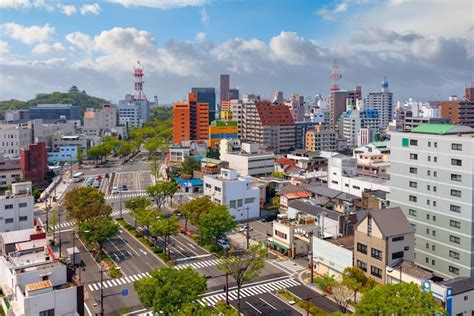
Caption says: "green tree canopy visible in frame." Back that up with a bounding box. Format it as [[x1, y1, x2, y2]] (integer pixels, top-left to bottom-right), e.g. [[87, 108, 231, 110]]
[[271, 171, 285, 178], [198, 205, 236, 244], [180, 157, 201, 176], [355, 282, 445, 316], [180, 196, 215, 229], [124, 196, 152, 213], [150, 215, 180, 259], [147, 182, 178, 209], [134, 266, 207, 315], [64, 187, 112, 221], [78, 217, 118, 250], [341, 266, 376, 303]]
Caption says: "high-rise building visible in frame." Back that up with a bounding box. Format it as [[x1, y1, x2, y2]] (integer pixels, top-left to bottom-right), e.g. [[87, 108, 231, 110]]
[[228, 88, 239, 100], [0, 124, 32, 158], [29, 104, 80, 121], [208, 121, 238, 148], [192, 87, 216, 122], [305, 125, 337, 152], [83, 104, 119, 136], [389, 124, 474, 278], [20, 142, 48, 184], [172, 92, 209, 144], [366, 79, 394, 129], [242, 100, 295, 152], [342, 109, 379, 148], [220, 74, 230, 103], [439, 87, 474, 128], [329, 87, 362, 130]]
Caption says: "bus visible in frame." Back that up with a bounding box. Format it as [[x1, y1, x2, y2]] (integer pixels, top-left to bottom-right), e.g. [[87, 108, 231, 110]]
[[72, 172, 84, 183]]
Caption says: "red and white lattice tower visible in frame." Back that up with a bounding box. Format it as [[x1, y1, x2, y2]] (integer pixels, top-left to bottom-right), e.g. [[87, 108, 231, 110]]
[[330, 59, 342, 92], [133, 60, 147, 101]]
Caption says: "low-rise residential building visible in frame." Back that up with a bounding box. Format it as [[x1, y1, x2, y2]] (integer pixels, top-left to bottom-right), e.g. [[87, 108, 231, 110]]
[[353, 142, 390, 179], [270, 218, 315, 258], [20, 142, 48, 184], [0, 124, 32, 158], [354, 207, 415, 284], [169, 146, 191, 162], [305, 125, 337, 152], [300, 185, 362, 213], [312, 235, 354, 278], [220, 142, 275, 177], [0, 156, 22, 191], [0, 182, 34, 233], [203, 169, 260, 221], [286, 150, 328, 171], [52, 134, 90, 152], [279, 191, 311, 212], [0, 227, 83, 316]]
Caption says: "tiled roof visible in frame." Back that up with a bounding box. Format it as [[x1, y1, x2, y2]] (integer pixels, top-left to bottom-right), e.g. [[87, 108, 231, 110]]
[[358, 207, 414, 238], [255, 103, 294, 126], [276, 157, 295, 165], [439, 277, 474, 295], [84, 112, 95, 119], [283, 191, 311, 199]]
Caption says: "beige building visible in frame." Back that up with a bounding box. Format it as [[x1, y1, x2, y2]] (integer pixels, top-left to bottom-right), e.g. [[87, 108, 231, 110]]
[[305, 125, 337, 152], [0, 156, 22, 190], [83, 104, 119, 136], [354, 207, 415, 284]]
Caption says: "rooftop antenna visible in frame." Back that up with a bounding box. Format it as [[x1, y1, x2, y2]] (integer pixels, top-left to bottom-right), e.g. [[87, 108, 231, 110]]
[[330, 60, 342, 92], [133, 60, 147, 101]]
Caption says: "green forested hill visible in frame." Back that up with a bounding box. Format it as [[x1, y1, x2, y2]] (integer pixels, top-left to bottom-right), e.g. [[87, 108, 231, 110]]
[[0, 86, 109, 120]]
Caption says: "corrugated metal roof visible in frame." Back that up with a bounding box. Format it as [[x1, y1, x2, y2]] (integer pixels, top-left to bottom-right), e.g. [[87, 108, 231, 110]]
[[411, 124, 473, 135], [0, 228, 38, 245], [25, 280, 52, 292]]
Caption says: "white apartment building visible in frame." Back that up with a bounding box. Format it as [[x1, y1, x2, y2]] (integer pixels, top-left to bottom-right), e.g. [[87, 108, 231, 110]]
[[0, 228, 81, 316], [83, 104, 119, 136], [388, 124, 474, 278], [328, 154, 389, 197], [0, 182, 34, 232], [117, 95, 151, 127], [220, 142, 275, 177], [342, 109, 380, 148], [366, 79, 394, 129], [0, 124, 31, 158], [204, 169, 260, 221]]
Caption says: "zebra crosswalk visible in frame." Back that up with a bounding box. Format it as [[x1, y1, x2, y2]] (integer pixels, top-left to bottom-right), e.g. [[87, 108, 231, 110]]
[[175, 259, 222, 270], [270, 259, 306, 273], [105, 192, 148, 200], [200, 278, 300, 307], [51, 210, 130, 230], [87, 272, 150, 292]]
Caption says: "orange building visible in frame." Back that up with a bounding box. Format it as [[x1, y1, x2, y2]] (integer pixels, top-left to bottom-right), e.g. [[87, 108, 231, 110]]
[[173, 92, 209, 144], [439, 88, 474, 128]]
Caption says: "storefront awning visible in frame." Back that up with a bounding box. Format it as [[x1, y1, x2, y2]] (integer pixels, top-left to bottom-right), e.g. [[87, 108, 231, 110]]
[[271, 240, 289, 251]]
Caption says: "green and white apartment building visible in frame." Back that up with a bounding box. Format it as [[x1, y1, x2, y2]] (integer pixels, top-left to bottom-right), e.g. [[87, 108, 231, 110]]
[[389, 124, 473, 278]]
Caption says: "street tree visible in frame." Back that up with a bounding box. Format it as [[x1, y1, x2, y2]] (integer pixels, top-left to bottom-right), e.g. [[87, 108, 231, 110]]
[[134, 266, 207, 315], [179, 157, 200, 176], [198, 205, 236, 244], [147, 182, 178, 209], [355, 282, 445, 315], [64, 187, 112, 221], [130, 208, 155, 239], [217, 244, 267, 313], [332, 284, 354, 313], [48, 210, 59, 243], [124, 196, 152, 213], [150, 215, 180, 259], [341, 266, 376, 303], [180, 196, 215, 231], [78, 217, 118, 258]]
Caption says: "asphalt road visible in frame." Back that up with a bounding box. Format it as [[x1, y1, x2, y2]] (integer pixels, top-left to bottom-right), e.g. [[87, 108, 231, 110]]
[[230, 292, 302, 316], [287, 285, 341, 313]]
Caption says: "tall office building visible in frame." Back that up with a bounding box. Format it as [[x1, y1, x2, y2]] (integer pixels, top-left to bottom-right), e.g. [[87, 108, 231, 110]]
[[329, 87, 362, 130], [366, 79, 394, 129], [29, 104, 80, 121], [191, 87, 216, 122], [172, 92, 209, 144], [220, 74, 230, 103], [440, 87, 474, 128], [389, 124, 474, 278], [228, 88, 239, 100]]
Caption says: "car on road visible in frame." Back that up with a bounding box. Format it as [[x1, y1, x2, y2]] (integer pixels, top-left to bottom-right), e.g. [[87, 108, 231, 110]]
[[261, 213, 278, 222], [238, 225, 253, 233], [217, 239, 230, 250], [93, 180, 100, 188], [111, 187, 119, 194], [95, 175, 102, 180], [121, 184, 128, 191]]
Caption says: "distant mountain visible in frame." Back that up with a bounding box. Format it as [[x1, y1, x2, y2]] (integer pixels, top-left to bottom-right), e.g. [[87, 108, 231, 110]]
[[0, 86, 110, 120]]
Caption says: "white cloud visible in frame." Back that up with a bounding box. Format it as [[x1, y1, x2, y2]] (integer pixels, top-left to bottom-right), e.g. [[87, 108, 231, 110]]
[[269, 31, 324, 65], [80, 3, 101, 15], [65, 32, 95, 50], [0, 0, 30, 9], [108, 0, 208, 9], [32, 42, 66, 54], [2, 22, 54, 44], [60, 4, 76, 15], [200, 7, 209, 24], [0, 41, 9, 53], [316, 0, 367, 21]]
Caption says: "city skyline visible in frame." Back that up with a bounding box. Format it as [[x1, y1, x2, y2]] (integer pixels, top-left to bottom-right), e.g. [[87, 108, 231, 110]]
[[0, 0, 472, 103]]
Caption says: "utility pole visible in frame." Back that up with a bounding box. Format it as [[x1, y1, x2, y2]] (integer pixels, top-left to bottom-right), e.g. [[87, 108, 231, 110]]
[[72, 229, 76, 267], [246, 206, 250, 250], [225, 272, 229, 305], [308, 231, 314, 284], [99, 242, 104, 316], [58, 211, 62, 258]]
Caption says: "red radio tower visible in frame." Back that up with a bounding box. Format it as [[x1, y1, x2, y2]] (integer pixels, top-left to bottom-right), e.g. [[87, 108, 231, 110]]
[[133, 60, 146, 101], [330, 60, 342, 92]]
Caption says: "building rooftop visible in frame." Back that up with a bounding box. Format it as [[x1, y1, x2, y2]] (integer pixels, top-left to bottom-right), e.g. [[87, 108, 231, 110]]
[[289, 199, 342, 222], [439, 277, 474, 295], [0, 158, 20, 171], [358, 207, 414, 238], [25, 280, 52, 292], [411, 123, 473, 135], [0, 228, 43, 245], [277, 184, 307, 196], [390, 260, 433, 280], [327, 235, 355, 250], [283, 191, 311, 199]]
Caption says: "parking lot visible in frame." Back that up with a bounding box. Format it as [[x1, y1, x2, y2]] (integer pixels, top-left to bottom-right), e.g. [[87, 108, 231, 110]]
[[113, 170, 153, 191]]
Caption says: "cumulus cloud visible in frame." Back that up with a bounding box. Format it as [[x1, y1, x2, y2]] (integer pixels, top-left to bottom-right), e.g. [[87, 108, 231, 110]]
[[80, 3, 101, 15], [65, 32, 95, 50], [269, 31, 324, 65], [0, 41, 9, 54], [108, 0, 208, 9], [2, 22, 54, 44], [32, 42, 66, 55], [60, 4, 76, 15], [0, 0, 53, 10]]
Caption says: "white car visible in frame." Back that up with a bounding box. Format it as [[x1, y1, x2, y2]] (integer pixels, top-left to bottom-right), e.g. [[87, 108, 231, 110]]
[[111, 187, 119, 194], [217, 240, 230, 250], [239, 226, 253, 233]]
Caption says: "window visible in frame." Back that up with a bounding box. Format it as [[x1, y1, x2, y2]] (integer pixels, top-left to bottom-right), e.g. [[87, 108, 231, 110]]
[[425, 257, 429, 264], [450, 220, 461, 229], [427, 185, 431, 191], [404, 246, 409, 251], [215, 187, 221, 192], [39, 309, 54, 316], [425, 243, 429, 249], [433, 186, 437, 193], [410, 153, 418, 160], [5, 218, 14, 224], [357, 243, 367, 254], [42, 275, 49, 281], [433, 215, 436, 221], [409, 139, 418, 146], [427, 199, 430, 205], [371, 266, 382, 278], [19, 216, 27, 221], [392, 251, 404, 260], [244, 197, 255, 204], [449, 266, 460, 275], [5, 204, 13, 209], [229, 200, 236, 208], [450, 204, 461, 213], [428, 141, 431, 147], [19, 202, 27, 208], [431, 259, 435, 265], [409, 181, 417, 188], [371, 248, 382, 260], [434, 157, 437, 162], [409, 195, 417, 202], [451, 189, 462, 197], [331, 180, 338, 184], [432, 230, 436, 236], [274, 230, 287, 239], [451, 159, 462, 166], [434, 142, 437, 148], [432, 245, 436, 251], [427, 170, 431, 176], [426, 214, 430, 220], [408, 209, 416, 216], [205, 183, 211, 188], [449, 251, 460, 260], [451, 143, 462, 151], [357, 260, 367, 272], [392, 236, 404, 242], [426, 228, 430, 234], [450, 235, 460, 244], [427, 156, 431, 162], [409, 167, 417, 174], [451, 174, 462, 182], [237, 199, 243, 207], [367, 215, 372, 236], [433, 171, 437, 177], [352, 185, 360, 190]]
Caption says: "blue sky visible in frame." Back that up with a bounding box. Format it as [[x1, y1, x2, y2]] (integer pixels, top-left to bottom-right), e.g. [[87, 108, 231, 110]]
[[0, 0, 472, 103]]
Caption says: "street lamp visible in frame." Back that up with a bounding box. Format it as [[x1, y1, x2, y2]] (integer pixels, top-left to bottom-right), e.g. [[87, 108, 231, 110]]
[[246, 206, 250, 250]]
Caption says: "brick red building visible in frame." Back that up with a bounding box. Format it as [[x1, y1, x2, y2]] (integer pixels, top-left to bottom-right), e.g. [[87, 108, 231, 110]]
[[20, 142, 48, 184]]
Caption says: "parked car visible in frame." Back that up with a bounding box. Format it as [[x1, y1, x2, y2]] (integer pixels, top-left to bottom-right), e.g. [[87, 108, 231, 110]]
[[238, 225, 253, 233], [217, 240, 230, 250], [93, 180, 100, 188], [121, 184, 128, 191], [111, 187, 119, 194], [95, 175, 102, 180], [261, 213, 278, 222]]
